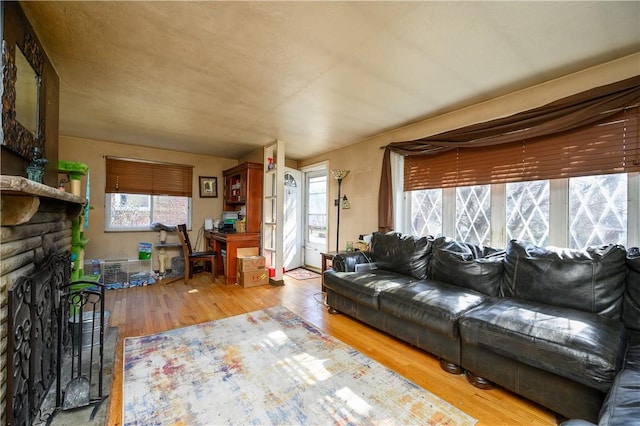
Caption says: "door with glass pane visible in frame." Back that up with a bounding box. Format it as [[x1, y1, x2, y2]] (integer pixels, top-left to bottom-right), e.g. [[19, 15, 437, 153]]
[[303, 169, 327, 269], [284, 168, 303, 270]]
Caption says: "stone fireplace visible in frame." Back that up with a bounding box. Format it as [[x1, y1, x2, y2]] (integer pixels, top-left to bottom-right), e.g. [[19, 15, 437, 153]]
[[1, 175, 83, 425]]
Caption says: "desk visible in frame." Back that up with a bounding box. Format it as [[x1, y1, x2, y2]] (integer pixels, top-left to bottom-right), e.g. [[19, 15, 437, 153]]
[[205, 231, 261, 285], [320, 251, 339, 292]]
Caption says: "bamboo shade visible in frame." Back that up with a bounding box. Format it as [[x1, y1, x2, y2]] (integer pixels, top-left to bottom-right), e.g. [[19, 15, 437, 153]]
[[405, 106, 639, 190], [105, 157, 193, 197]]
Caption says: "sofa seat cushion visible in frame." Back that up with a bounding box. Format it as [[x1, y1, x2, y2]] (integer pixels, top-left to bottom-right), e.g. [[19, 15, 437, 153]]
[[323, 269, 415, 309], [378, 279, 489, 339], [460, 298, 627, 392]]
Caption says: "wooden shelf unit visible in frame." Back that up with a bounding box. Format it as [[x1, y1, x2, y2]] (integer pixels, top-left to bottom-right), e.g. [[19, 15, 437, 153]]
[[222, 162, 263, 234], [262, 141, 285, 284]]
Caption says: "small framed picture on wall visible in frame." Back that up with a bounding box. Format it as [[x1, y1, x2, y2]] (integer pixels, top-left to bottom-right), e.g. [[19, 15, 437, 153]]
[[199, 176, 218, 198]]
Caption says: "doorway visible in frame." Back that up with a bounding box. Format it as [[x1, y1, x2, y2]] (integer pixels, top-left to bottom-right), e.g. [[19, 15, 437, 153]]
[[302, 165, 328, 270], [283, 168, 302, 271]]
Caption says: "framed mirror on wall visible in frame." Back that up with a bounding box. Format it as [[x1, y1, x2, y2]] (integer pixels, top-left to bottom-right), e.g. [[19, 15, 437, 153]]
[[14, 46, 39, 135], [2, 29, 45, 160]]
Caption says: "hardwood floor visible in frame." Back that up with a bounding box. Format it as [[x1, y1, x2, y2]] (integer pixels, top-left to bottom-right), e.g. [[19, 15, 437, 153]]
[[105, 273, 557, 425]]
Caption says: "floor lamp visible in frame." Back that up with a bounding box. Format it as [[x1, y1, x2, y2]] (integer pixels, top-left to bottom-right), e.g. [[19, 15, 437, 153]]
[[331, 169, 350, 252]]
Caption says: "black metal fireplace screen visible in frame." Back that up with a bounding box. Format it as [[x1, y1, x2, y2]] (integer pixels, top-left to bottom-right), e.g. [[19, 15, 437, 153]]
[[7, 252, 67, 425], [7, 251, 108, 425]]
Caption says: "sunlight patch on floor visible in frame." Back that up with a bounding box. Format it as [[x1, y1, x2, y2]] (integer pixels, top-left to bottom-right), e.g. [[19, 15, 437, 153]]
[[335, 386, 373, 416]]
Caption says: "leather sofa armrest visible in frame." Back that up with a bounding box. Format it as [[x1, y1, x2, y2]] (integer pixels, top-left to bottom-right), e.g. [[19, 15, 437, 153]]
[[564, 339, 640, 426], [560, 420, 595, 426], [332, 251, 377, 272]]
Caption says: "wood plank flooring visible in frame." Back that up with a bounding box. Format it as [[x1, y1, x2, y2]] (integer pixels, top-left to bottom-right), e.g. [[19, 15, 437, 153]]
[[105, 273, 557, 425]]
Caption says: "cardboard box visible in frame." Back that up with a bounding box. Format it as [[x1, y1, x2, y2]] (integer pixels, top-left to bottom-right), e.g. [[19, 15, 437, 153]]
[[237, 247, 259, 257], [237, 268, 269, 287], [238, 255, 266, 272], [236, 247, 265, 272]]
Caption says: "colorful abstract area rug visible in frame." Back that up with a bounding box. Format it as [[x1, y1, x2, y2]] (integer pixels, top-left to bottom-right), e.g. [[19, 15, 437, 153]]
[[122, 306, 477, 425]]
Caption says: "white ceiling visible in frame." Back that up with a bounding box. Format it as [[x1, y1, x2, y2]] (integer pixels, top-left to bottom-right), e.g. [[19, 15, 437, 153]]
[[21, 1, 640, 160]]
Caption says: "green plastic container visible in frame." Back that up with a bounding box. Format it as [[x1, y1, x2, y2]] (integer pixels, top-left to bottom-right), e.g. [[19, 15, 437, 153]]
[[138, 242, 152, 260]]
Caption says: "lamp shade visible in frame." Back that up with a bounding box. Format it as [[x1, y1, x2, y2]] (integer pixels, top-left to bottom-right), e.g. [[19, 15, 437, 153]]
[[331, 169, 350, 181]]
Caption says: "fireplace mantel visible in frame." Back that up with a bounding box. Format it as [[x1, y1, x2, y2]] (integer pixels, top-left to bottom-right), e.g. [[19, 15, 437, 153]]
[[0, 175, 84, 225]]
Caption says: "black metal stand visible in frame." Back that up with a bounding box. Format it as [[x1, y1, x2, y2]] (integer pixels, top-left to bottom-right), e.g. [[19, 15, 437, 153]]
[[50, 280, 108, 421], [336, 177, 343, 252]]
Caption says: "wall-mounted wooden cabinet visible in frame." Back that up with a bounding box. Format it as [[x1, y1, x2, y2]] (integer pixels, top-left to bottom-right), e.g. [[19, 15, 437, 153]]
[[223, 162, 263, 234]]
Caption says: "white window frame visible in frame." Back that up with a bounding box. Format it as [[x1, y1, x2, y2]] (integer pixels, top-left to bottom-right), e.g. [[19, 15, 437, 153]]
[[105, 193, 192, 232], [401, 172, 640, 249], [629, 172, 640, 246], [391, 151, 406, 232]]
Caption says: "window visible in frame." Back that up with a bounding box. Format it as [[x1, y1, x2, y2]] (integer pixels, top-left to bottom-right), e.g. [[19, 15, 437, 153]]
[[455, 185, 490, 246], [410, 189, 442, 237], [399, 82, 638, 248], [105, 157, 193, 231], [306, 174, 327, 244], [407, 173, 637, 249], [569, 173, 627, 248], [402, 101, 638, 248], [506, 180, 550, 246], [106, 194, 191, 231]]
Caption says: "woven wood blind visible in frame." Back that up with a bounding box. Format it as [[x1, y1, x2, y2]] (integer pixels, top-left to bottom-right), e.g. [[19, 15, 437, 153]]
[[405, 106, 639, 191], [105, 157, 193, 197]]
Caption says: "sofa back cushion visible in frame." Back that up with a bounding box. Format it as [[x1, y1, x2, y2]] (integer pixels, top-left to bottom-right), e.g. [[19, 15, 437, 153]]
[[369, 232, 432, 279], [503, 240, 627, 318], [623, 247, 640, 330], [430, 237, 504, 296]]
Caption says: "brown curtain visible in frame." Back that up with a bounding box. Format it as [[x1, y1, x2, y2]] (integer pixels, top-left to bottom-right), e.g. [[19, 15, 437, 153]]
[[378, 147, 393, 232], [377, 75, 640, 230], [105, 157, 193, 197]]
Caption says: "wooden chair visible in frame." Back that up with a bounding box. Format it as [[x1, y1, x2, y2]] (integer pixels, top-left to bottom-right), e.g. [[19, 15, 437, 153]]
[[176, 224, 216, 283]]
